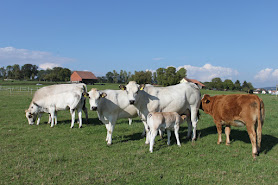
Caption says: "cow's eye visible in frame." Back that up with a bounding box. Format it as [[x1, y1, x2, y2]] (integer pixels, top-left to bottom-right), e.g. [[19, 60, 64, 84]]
[[28, 115, 33, 118]]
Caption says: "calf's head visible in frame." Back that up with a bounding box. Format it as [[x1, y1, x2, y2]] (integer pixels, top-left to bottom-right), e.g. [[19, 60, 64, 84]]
[[119, 81, 145, 105], [201, 94, 213, 114], [87, 88, 107, 111]]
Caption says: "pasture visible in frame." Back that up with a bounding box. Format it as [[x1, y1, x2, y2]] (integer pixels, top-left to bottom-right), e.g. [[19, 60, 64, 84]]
[[0, 83, 278, 184]]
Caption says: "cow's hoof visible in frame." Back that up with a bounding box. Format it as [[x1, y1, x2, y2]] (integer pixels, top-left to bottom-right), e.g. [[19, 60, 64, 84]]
[[226, 142, 230, 146], [79, 126, 82, 128], [107, 143, 112, 146]]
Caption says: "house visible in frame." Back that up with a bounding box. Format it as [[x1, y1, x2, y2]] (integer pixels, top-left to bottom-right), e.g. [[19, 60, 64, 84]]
[[71, 71, 98, 84], [180, 77, 205, 89]]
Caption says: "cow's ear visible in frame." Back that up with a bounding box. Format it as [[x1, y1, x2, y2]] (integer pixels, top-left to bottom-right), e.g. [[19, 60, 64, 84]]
[[33, 102, 39, 107], [119, 85, 126, 90], [139, 84, 145, 90], [100, 92, 107, 98], [204, 99, 210, 104], [83, 92, 89, 98], [25, 109, 28, 113]]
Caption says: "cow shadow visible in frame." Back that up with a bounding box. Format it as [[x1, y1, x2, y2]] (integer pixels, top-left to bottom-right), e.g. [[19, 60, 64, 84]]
[[182, 125, 278, 155]]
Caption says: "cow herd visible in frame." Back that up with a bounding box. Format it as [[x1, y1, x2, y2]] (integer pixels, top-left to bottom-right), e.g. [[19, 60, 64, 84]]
[[25, 81, 265, 159]]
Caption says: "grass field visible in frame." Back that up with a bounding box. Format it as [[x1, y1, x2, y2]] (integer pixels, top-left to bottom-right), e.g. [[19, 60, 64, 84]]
[[0, 82, 278, 184]]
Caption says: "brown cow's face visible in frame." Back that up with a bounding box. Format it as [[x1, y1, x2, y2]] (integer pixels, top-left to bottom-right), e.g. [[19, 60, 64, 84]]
[[201, 94, 212, 114]]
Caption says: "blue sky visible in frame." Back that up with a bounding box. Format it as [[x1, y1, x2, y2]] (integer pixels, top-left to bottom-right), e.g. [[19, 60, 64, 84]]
[[0, 0, 277, 87]]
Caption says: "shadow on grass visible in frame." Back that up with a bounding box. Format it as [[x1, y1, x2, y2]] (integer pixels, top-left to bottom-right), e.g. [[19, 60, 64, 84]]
[[186, 125, 278, 155]]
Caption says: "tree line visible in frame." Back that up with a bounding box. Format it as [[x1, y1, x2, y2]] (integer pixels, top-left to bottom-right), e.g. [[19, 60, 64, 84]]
[[203, 78, 254, 92], [1, 64, 254, 92], [0, 64, 71, 82], [97, 67, 187, 86]]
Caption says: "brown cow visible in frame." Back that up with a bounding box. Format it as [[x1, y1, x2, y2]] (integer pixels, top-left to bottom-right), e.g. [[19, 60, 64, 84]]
[[201, 94, 265, 159]]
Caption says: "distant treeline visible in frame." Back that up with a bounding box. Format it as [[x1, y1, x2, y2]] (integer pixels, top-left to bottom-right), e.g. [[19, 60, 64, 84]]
[[0, 64, 71, 82], [98, 67, 187, 86], [1, 64, 254, 92]]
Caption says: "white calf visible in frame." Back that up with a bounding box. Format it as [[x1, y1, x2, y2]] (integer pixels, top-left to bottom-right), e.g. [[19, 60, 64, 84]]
[[148, 112, 186, 153]]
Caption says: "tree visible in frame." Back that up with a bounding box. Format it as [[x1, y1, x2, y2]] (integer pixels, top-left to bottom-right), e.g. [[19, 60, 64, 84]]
[[131, 71, 152, 84], [106, 72, 113, 83], [211, 77, 223, 90], [234, 80, 241, 91], [21, 64, 38, 80], [165, 67, 177, 86], [6, 65, 13, 79], [0, 67, 6, 79], [156, 68, 166, 85], [12, 64, 21, 80], [112, 70, 119, 83], [176, 68, 187, 81], [223, 79, 234, 90]]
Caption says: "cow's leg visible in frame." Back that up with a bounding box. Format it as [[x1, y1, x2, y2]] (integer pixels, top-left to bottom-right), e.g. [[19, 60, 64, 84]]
[[174, 124, 181, 146], [70, 109, 76, 128], [215, 121, 222, 144], [36, 113, 42, 125], [225, 126, 231, 145], [105, 123, 110, 142], [256, 119, 262, 153], [107, 121, 116, 145], [77, 108, 82, 128], [49, 108, 55, 128], [54, 111, 58, 125], [143, 120, 150, 144], [167, 129, 171, 145], [246, 123, 258, 159], [185, 110, 192, 139], [149, 129, 158, 153], [128, 118, 132, 125], [190, 107, 198, 141], [82, 102, 89, 124]]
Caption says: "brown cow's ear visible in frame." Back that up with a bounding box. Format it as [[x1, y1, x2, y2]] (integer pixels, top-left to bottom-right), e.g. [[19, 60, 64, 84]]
[[139, 84, 145, 90], [205, 99, 210, 104], [119, 85, 126, 90], [100, 92, 107, 98]]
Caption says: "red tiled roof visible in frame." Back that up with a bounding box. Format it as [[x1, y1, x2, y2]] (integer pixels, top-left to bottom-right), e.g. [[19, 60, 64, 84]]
[[73, 71, 98, 80], [184, 78, 205, 87]]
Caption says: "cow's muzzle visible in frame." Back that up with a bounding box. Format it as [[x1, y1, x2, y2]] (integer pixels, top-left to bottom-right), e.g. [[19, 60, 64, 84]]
[[91, 107, 98, 111], [129, 100, 135, 105]]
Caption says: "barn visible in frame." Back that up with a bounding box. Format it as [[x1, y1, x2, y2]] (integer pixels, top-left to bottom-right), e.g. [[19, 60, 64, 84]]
[[71, 71, 98, 84], [180, 77, 205, 89]]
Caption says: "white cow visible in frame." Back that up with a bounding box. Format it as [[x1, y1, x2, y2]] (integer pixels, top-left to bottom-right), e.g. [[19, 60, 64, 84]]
[[120, 81, 201, 144], [25, 84, 88, 128], [87, 88, 138, 145], [147, 112, 186, 153]]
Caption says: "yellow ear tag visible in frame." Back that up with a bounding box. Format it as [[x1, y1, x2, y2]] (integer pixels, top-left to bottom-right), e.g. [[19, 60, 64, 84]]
[[140, 87, 144, 90]]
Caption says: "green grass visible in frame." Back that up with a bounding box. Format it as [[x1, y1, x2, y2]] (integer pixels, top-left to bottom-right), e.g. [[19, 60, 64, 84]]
[[0, 83, 278, 184]]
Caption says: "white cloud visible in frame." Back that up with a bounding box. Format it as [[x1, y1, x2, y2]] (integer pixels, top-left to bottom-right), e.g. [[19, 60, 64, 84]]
[[39, 63, 61, 70], [152, 57, 164, 61], [254, 68, 278, 82], [177, 63, 239, 82], [0, 46, 74, 68]]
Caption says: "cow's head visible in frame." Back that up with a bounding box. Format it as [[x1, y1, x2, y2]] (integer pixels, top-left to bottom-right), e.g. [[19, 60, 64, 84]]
[[201, 94, 212, 114], [119, 81, 145, 105], [87, 88, 107, 111], [25, 107, 38, 125]]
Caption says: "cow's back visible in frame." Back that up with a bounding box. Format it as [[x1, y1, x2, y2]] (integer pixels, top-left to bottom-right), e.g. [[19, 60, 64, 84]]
[[211, 94, 262, 122], [141, 82, 200, 114]]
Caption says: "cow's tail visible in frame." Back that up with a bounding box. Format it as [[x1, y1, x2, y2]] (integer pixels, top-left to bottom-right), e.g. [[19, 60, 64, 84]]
[[256, 98, 265, 153]]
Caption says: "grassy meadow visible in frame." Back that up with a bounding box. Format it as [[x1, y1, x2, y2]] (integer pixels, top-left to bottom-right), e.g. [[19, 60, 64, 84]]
[[0, 82, 278, 184]]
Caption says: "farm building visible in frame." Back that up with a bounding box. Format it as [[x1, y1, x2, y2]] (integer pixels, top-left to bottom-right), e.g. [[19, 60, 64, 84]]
[[180, 77, 205, 89], [71, 71, 98, 84]]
